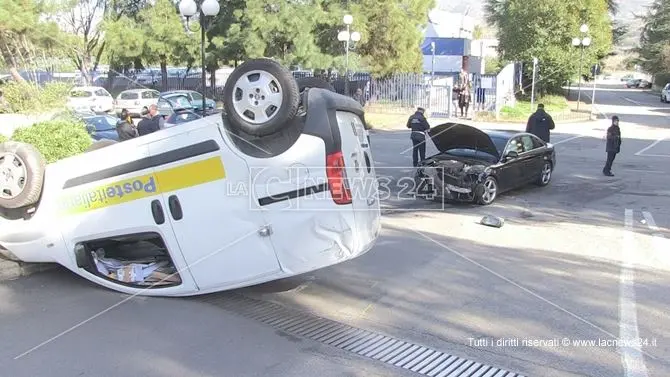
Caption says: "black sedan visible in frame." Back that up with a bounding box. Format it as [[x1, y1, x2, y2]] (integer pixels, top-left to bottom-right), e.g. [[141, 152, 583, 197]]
[[415, 123, 556, 205]]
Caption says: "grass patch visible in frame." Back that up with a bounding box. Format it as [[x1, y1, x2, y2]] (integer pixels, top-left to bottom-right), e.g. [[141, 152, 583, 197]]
[[364, 111, 412, 129], [499, 95, 569, 121]]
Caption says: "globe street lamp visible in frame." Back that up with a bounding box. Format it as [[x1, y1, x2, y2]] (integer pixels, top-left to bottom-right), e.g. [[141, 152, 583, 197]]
[[572, 24, 591, 111], [337, 14, 361, 95], [179, 0, 220, 113]]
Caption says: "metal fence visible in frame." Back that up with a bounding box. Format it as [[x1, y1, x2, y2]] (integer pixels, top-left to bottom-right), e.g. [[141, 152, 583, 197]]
[[5, 68, 505, 117]]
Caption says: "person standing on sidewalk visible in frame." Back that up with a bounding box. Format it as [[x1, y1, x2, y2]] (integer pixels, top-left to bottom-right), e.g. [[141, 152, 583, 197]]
[[603, 115, 622, 176], [525, 103, 555, 142], [406, 107, 431, 167]]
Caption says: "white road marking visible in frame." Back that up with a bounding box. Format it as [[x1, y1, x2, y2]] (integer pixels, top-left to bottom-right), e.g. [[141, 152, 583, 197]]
[[623, 97, 643, 105], [552, 135, 585, 145], [620, 209, 649, 377], [634, 138, 666, 156]]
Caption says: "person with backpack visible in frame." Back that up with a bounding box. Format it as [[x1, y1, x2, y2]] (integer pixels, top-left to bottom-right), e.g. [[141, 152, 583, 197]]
[[603, 115, 622, 176], [525, 103, 555, 142]]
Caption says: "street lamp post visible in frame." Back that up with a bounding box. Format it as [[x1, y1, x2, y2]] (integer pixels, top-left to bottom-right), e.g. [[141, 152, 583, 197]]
[[572, 24, 591, 112], [179, 0, 220, 114], [337, 15, 361, 95]]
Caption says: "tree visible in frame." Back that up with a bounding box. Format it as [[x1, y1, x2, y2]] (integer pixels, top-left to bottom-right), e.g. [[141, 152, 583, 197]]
[[485, 0, 614, 93], [637, 0, 670, 74], [49, 0, 107, 84], [0, 0, 60, 81], [138, 0, 192, 89], [355, 0, 433, 76]]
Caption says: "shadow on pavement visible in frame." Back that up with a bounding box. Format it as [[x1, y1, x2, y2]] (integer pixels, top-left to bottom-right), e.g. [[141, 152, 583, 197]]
[[236, 224, 670, 377]]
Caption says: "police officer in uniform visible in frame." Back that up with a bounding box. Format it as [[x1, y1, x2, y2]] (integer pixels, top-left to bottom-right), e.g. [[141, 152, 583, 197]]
[[406, 107, 431, 166]]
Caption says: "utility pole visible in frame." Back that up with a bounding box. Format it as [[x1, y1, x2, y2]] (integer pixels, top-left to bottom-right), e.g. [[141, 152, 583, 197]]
[[590, 63, 599, 119], [531, 57, 538, 110]]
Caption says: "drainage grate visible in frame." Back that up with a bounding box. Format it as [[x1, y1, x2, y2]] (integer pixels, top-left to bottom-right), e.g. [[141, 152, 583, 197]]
[[198, 293, 527, 377]]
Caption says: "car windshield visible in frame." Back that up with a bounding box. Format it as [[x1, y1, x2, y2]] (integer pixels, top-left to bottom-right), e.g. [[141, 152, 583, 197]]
[[70, 90, 92, 97], [489, 135, 510, 155], [84, 116, 117, 131], [163, 95, 194, 109], [444, 148, 499, 163]]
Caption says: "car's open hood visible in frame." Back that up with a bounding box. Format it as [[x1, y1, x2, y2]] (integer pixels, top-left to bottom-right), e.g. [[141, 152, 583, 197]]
[[427, 123, 500, 159]]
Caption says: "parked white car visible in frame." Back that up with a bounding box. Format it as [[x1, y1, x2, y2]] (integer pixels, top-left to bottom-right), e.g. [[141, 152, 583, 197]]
[[0, 59, 380, 297], [114, 89, 160, 116], [66, 86, 114, 113], [661, 83, 670, 103]]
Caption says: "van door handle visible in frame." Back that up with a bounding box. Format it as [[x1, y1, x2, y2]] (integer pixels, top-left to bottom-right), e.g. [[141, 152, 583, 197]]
[[168, 195, 183, 220], [151, 200, 165, 224]]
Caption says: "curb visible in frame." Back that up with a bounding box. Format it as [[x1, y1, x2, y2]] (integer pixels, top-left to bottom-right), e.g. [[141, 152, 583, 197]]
[[0, 259, 57, 281]]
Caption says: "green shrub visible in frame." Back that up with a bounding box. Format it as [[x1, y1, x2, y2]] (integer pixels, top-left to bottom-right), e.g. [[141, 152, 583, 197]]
[[11, 119, 92, 163], [0, 134, 6, 143], [39, 82, 71, 110], [0, 81, 71, 113], [1, 81, 40, 113]]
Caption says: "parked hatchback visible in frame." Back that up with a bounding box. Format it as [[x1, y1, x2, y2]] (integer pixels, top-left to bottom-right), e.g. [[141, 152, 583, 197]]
[[114, 89, 160, 116], [662, 83, 670, 103], [161, 90, 216, 111], [66, 86, 114, 113]]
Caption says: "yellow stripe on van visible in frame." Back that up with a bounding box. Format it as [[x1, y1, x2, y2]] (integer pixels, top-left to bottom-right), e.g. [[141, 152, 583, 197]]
[[59, 157, 226, 214]]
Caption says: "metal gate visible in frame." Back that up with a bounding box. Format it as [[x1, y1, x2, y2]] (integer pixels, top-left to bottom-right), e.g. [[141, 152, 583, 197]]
[[426, 84, 453, 118]]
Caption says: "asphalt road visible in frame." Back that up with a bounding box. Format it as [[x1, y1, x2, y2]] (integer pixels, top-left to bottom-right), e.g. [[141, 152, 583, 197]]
[[1, 83, 669, 377]]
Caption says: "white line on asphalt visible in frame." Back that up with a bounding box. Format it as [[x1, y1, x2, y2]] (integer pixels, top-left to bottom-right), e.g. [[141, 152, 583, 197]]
[[620, 209, 649, 377], [552, 135, 585, 145], [581, 92, 609, 118], [636, 153, 670, 158], [413, 230, 615, 341], [634, 138, 666, 156], [623, 97, 643, 105]]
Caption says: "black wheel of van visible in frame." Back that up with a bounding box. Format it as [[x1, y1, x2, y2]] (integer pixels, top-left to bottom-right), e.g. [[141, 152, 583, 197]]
[[0, 141, 46, 210], [296, 77, 335, 92], [223, 58, 300, 137], [86, 139, 118, 151]]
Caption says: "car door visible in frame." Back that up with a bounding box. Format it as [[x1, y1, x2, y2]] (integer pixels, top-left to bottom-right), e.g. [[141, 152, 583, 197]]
[[56, 140, 198, 294], [497, 136, 526, 191], [337, 111, 381, 253], [147, 122, 281, 291], [519, 134, 544, 183]]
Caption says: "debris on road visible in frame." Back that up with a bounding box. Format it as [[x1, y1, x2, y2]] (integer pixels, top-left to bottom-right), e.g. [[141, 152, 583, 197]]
[[480, 215, 504, 228]]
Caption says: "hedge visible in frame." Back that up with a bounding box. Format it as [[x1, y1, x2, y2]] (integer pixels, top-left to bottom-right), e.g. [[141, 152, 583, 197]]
[[653, 72, 670, 88], [10, 119, 92, 163], [0, 81, 71, 114], [0, 134, 6, 143]]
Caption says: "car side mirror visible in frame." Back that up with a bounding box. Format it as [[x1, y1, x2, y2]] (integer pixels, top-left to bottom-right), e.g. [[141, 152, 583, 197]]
[[504, 151, 518, 160], [85, 124, 96, 134]]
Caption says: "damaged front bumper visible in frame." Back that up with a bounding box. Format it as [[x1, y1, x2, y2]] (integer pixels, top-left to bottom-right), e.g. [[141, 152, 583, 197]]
[[415, 166, 485, 202]]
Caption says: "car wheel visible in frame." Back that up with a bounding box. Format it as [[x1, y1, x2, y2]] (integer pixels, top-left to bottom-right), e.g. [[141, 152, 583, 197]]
[[223, 58, 300, 137], [296, 77, 335, 92], [536, 161, 553, 186], [0, 141, 46, 210], [86, 139, 118, 151], [475, 176, 498, 205]]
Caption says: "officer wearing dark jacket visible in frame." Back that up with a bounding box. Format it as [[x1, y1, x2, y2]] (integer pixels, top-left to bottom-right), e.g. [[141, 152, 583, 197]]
[[603, 115, 622, 176], [116, 109, 138, 141], [406, 107, 431, 166], [525, 104, 555, 142]]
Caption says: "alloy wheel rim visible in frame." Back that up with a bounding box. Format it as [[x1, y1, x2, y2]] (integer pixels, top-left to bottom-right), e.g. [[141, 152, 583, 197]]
[[232, 70, 283, 124], [482, 178, 497, 203], [0, 152, 28, 199], [541, 163, 552, 184]]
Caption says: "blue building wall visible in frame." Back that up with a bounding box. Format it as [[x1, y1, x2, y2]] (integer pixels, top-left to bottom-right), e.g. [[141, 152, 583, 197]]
[[420, 38, 471, 56]]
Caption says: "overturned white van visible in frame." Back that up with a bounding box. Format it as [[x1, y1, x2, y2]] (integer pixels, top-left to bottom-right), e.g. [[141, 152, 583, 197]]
[[0, 59, 381, 296]]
